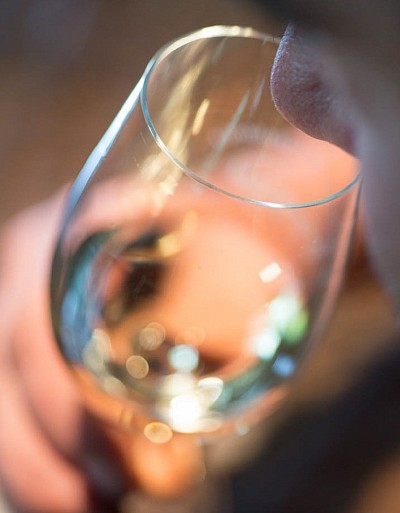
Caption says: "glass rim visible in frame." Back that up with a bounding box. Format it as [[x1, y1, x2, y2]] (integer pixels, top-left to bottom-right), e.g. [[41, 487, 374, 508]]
[[141, 25, 361, 209]]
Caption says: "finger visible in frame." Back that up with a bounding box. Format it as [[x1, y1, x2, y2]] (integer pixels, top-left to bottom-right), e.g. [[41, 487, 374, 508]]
[[0, 195, 127, 503], [0, 193, 87, 456], [0, 358, 97, 513]]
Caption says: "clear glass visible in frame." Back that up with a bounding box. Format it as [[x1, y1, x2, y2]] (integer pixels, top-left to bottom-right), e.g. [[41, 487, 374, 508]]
[[51, 26, 360, 443]]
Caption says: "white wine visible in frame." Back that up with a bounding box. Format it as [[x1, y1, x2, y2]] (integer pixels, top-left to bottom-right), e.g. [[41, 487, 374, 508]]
[[55, 201, 309, 437]]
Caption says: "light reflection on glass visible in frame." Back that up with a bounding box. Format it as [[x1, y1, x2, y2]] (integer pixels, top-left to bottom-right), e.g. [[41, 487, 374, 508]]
[[259, 261, 282, 283], [139, 322, 166, 351], [144, 421, 173, 444], [272, 355, 296, 378], [126, 355, 150, 379], [249, 327, 281, 360], [192, 98, 211, 136], [168, 344, 199, 373], [83, 328, 111, 372]]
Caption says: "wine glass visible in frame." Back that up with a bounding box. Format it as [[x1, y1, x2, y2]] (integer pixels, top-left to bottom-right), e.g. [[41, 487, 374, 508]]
[[51, 24, 360, 502]]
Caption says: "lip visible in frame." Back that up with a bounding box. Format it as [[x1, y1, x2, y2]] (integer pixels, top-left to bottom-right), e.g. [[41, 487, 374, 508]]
[[271, 26, 356, 156]]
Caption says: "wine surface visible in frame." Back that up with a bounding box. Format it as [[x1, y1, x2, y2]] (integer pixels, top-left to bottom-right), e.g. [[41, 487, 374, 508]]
[[57, 201, 309, 436]]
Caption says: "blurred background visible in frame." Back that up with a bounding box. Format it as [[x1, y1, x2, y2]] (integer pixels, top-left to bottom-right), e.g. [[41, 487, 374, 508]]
[[0, 1, 397, 512]]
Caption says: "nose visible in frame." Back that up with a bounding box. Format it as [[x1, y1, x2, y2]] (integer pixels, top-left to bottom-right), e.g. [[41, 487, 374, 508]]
[[271, 25, 354, 154]]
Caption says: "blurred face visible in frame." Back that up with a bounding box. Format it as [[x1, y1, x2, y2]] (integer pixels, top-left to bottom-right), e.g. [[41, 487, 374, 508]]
[[261, 0, 400, 312]]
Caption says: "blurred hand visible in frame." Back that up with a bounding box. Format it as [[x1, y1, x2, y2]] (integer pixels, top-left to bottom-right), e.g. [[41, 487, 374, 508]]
[[0, 192, 202, 513]]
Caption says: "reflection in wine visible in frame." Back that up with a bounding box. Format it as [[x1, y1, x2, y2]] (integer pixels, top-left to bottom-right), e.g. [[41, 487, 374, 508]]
[[58, 128, 356, 437]]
